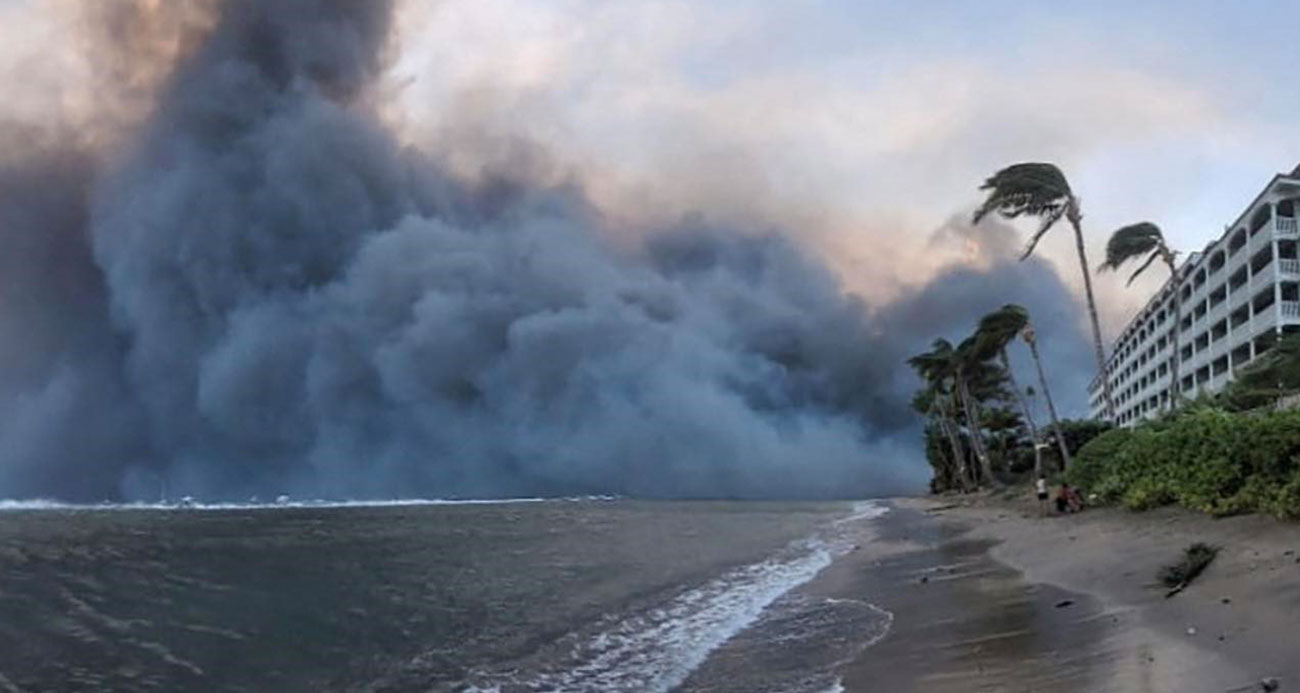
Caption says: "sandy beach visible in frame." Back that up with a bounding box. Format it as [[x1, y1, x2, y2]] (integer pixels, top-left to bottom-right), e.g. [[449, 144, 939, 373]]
[[818, 495, 1300, 692]]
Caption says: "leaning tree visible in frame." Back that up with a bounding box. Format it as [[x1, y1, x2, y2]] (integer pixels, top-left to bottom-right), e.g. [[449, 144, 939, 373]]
[[908, 339, 973, 492], [976, 304, 1069, 476], [974, 163, 1114, 421], [1099, 222, 1183, 409], [954, 334, 1006, 487]]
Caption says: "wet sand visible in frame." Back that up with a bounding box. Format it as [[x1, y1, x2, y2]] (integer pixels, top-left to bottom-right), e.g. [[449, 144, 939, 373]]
[[824, 496, 1300, 692]]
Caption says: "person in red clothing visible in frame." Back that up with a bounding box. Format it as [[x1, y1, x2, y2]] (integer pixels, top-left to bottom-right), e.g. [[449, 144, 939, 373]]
[[1054, 483, 1072, 514]]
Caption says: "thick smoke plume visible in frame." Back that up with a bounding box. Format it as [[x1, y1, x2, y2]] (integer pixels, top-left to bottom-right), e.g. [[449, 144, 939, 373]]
[[0, 0, 1091, 501]]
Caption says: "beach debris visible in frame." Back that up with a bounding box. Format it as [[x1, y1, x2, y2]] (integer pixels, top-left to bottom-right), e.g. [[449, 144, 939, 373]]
[[1159, 542, 1219, 598], [1053, 599, 1074, 608], [919, 575, 930, 584], [1221, 597, 1232, 604], [1186, 627, 1197, 636]]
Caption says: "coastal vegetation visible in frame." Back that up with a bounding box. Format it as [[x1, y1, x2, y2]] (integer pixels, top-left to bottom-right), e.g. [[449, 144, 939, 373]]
[[909, 303, 1098, 491], [1066, 334, 1300, 517], [1070, 406, 1300, 518]]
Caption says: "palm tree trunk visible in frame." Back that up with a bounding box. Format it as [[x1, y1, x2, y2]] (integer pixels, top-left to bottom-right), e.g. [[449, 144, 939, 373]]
[[1026, 334, 1072, 470], [1067, 204, 1114, 421], [932, 396, 970, 491], [1000, 348, 1043, 477], [956, 374, 999, 487], [1165, 254, 1182, 410]]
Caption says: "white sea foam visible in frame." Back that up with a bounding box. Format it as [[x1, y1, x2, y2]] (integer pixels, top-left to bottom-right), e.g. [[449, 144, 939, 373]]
[[0, 497, 558, 513], [523, 540, 844, 692], [486, 500, 892, 693], [832, 499, 891, 526]]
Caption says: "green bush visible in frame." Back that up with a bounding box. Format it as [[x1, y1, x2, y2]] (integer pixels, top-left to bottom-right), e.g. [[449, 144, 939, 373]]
[[1067, 408, 1300, 519]]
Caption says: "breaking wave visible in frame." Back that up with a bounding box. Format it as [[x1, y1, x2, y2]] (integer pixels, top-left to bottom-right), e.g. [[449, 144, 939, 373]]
[[468, 500, 892, 692]]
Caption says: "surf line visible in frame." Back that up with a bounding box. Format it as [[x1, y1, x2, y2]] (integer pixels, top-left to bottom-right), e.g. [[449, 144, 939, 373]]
[[495, 501, 893, 693]]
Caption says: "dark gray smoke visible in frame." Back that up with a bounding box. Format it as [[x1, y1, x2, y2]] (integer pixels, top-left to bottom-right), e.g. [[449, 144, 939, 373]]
[[0, 0, 1091, 501]]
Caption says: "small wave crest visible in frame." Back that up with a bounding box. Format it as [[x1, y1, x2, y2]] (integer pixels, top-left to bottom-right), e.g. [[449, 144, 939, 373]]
[[471, 500, 892, 693]]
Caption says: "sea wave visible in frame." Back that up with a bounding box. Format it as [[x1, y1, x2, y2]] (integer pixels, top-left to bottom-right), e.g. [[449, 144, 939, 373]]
[[475, 500, 892, 693], [833, 499, 891, 526]]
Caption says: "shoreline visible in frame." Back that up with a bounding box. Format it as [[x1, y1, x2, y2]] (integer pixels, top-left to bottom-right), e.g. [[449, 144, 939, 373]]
[[820, 495, 1300, 691]]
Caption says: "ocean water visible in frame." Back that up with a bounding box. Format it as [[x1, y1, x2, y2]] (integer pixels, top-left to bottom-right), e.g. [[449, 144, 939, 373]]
[[0, 498, 891, 691]]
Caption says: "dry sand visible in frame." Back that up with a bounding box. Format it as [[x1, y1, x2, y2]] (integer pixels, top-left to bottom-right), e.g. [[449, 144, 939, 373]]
[[823, 494, 1300, 692]]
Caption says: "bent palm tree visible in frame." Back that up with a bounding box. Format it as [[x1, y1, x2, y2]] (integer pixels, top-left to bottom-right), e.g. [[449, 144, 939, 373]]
[[976, 305, 1054, 477], [974, 163, 1114, 421], [955, 335, 1003, 487], [911, 389, 960, 491], [1099, 222, 1181, 409], [908, 339, 973, 492], [1019, 322, 1072, 470]]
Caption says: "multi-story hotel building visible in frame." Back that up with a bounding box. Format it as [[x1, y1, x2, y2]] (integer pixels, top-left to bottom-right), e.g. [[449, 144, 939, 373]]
[[1088, 164, 1300, 425]]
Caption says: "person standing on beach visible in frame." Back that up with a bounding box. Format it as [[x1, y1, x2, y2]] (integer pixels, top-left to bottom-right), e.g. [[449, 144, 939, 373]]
[[1035, 476, 1049, 515]]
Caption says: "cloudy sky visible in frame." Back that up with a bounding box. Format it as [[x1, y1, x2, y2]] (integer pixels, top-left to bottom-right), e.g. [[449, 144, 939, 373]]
[[386, 0, 1300, 331], [0, 0, 1296, 499], [6, 0, 1298, 331]]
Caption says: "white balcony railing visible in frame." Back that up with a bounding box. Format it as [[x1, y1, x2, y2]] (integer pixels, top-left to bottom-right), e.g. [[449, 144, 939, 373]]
[[1283, 301, 1300, 320], [1279, 217, 1298, 236], [1281, 258, 1300, 276]]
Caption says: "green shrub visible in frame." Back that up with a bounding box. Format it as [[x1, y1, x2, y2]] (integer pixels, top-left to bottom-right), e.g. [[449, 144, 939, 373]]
[[1066, 407, 1300, 519], [1069, 427, 1133, 499]]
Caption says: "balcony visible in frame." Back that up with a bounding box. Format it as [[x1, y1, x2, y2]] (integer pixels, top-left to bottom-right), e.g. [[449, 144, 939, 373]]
[[1251, 268, 1276, 293], [1279, 217, 1298, 237], [1252, 311, 1278, 336], [1284, 301, 1300, 320], [1207, 301, 1228, 326], [1282, 258, 1300, 276]]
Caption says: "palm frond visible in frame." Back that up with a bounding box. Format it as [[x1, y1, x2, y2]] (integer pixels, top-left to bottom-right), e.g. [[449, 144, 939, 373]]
[[957, 333, 999, 366], [908, 338, 957, 383], [1127, 249, 1162, 286], [972, 162, 1073, 227], [975, 304, 1031, 351], [1099, 222, 1164, 273], [1019, 207, 1068, 260]]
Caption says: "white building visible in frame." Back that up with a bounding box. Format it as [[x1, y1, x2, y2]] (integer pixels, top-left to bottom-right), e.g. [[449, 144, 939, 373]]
[[1089, 164, 1300, 425]]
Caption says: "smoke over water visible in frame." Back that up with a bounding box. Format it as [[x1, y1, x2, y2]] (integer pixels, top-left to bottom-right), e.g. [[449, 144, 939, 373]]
[[0, 0, 1091, 501]]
